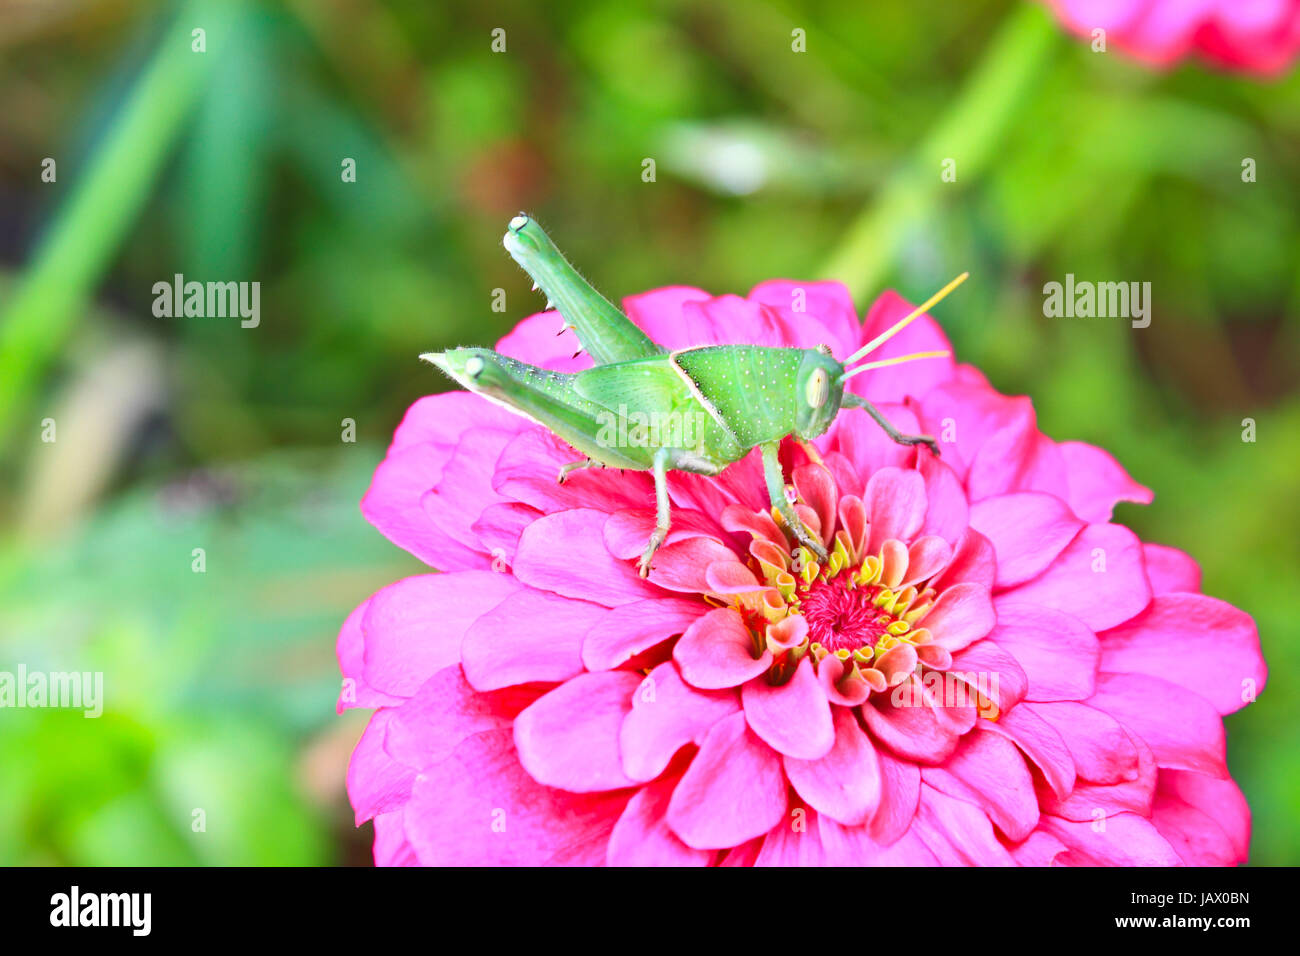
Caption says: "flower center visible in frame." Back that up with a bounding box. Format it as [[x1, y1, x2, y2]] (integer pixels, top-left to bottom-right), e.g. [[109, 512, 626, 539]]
[[798, 577, 898, 653], [723, 516, 943, 694]]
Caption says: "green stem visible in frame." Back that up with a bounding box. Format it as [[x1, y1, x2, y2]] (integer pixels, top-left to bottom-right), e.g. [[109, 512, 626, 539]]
[[819, 3, 1058, 301], [0, 0, 226, 450]]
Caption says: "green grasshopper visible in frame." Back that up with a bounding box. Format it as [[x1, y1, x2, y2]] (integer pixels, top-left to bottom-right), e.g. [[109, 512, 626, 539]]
[[424, 214, 966, 576]]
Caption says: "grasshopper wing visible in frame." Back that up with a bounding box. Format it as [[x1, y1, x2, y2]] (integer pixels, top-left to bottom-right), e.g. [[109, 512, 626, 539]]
[[573, 355, 748, 469], [572, 356, 695, 415]]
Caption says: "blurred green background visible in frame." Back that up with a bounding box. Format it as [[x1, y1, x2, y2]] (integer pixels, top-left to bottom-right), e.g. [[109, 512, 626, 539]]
[[0, 0, 1295, 865]]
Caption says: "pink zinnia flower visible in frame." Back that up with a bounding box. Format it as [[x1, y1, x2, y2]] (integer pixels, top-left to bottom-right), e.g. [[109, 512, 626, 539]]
[[1044, 0, 1300, 75], [339, 280, 1266, 865]]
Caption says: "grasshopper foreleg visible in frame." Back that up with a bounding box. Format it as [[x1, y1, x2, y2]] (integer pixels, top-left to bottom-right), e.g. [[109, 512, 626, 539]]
[[760, 441, 829, 563], [638, 447, 672, 577], [858, 399, 941, 457]]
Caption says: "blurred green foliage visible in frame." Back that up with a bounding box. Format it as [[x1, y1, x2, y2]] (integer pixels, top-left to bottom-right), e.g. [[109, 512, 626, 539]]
[[0, 0, 1296, 864]]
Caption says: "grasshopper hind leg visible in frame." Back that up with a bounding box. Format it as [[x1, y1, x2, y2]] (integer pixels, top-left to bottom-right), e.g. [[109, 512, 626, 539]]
[[638, 447, 672, 577]]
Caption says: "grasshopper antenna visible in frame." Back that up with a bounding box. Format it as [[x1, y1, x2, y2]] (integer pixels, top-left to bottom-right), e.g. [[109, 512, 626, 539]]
[[841, 271, 969, 368], [839, 350, 951, 383]]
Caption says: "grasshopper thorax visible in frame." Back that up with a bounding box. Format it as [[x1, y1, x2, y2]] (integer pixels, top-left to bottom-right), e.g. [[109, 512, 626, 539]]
[[794, 348, 846, 440]]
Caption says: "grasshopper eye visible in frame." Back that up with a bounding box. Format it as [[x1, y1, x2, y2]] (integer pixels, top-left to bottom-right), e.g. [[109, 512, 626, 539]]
[[806, 368, 829, 408]]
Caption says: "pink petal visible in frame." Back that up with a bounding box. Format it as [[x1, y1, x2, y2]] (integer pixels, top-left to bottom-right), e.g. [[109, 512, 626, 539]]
[[783, 707, 882, 825], [372, 810, 417, 867], [947, 639, 1028, 714], [902, 536, 953, 588], [918, 581, 996, 652], [820, 813, 938, 865], [875, 642, 919, 686], [915, 452, 970, 545], [721, 503, 786, 551], [405, 729, 629, 865], [1087, 672, 1227, 778], [648, 537, 744, 594], [746, 279, 862, 359], [582, 597, 704, 672], [718, 839, 763, 867], [602, 508, 725, 560], [337, 598, 403, 712], [1038, 731, 1157, 822], [742, 658, 835, 759], [620, 662, 740, 781], [361, 443, 489, 571], [346, 709, 415, 825], [361, 571, 523, 698], [765, 614, 809, 654], [923, 728, 1039, 841], [1158, 770, 1250, 862], [462, 588, 603, 690], [752, 808, 831, 866], [666, 711, 788, 850], [911, 786, 1015, 866], [607, 774, 712, 866], [704, 560, 763, 594], [1009, 829, 1068, 867], [513, 671, 643, 792], [930, 527, 996, 592], [998, 523, 1151, 632], [681, 295, 794, 350], [879, 538, 909, 587], [1039, 813, 1181, 867], [966, 404, 1069, 503], [1150, 789, 1239, 866], [913, 378, 1027, 481], [511, 509, 660, 607], [673, 607, 771, 690], [991, 603, 1099, 702], [866, 467, 928, 553], [793, 463, 839, 547], [836, 495, 868, 561], [869, 748, 922, 844], [968, 492, 1083, 587], [816, 655, 873, 706], [390, 391, 524, 450], [862, 675, 962, 764], [672, 447, 768, 516], [1142, 542, 1202, 595], [914, 642, 953, 669], [1027, 700, 1141, 785], [471, 502, 539, 566], [493, 429, 652, 515], [1058, 440, 1153, 523], [983, 703, 1076, 800], [420, 428, 516, 562], [834, 402, 920, 481], [384, 665, 539, 772], [1099, 593, 1265, 715], [622, 286, 714, 348]]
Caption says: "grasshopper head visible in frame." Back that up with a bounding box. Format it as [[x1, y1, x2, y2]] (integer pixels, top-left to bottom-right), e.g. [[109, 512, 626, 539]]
[[420, 348, 500, 395], [794, 347, 846, 440]]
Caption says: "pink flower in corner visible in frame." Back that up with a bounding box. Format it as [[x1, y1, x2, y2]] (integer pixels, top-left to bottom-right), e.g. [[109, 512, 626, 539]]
[[339, 279, 1266, 866], [1044, 0, 1300, 75]]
